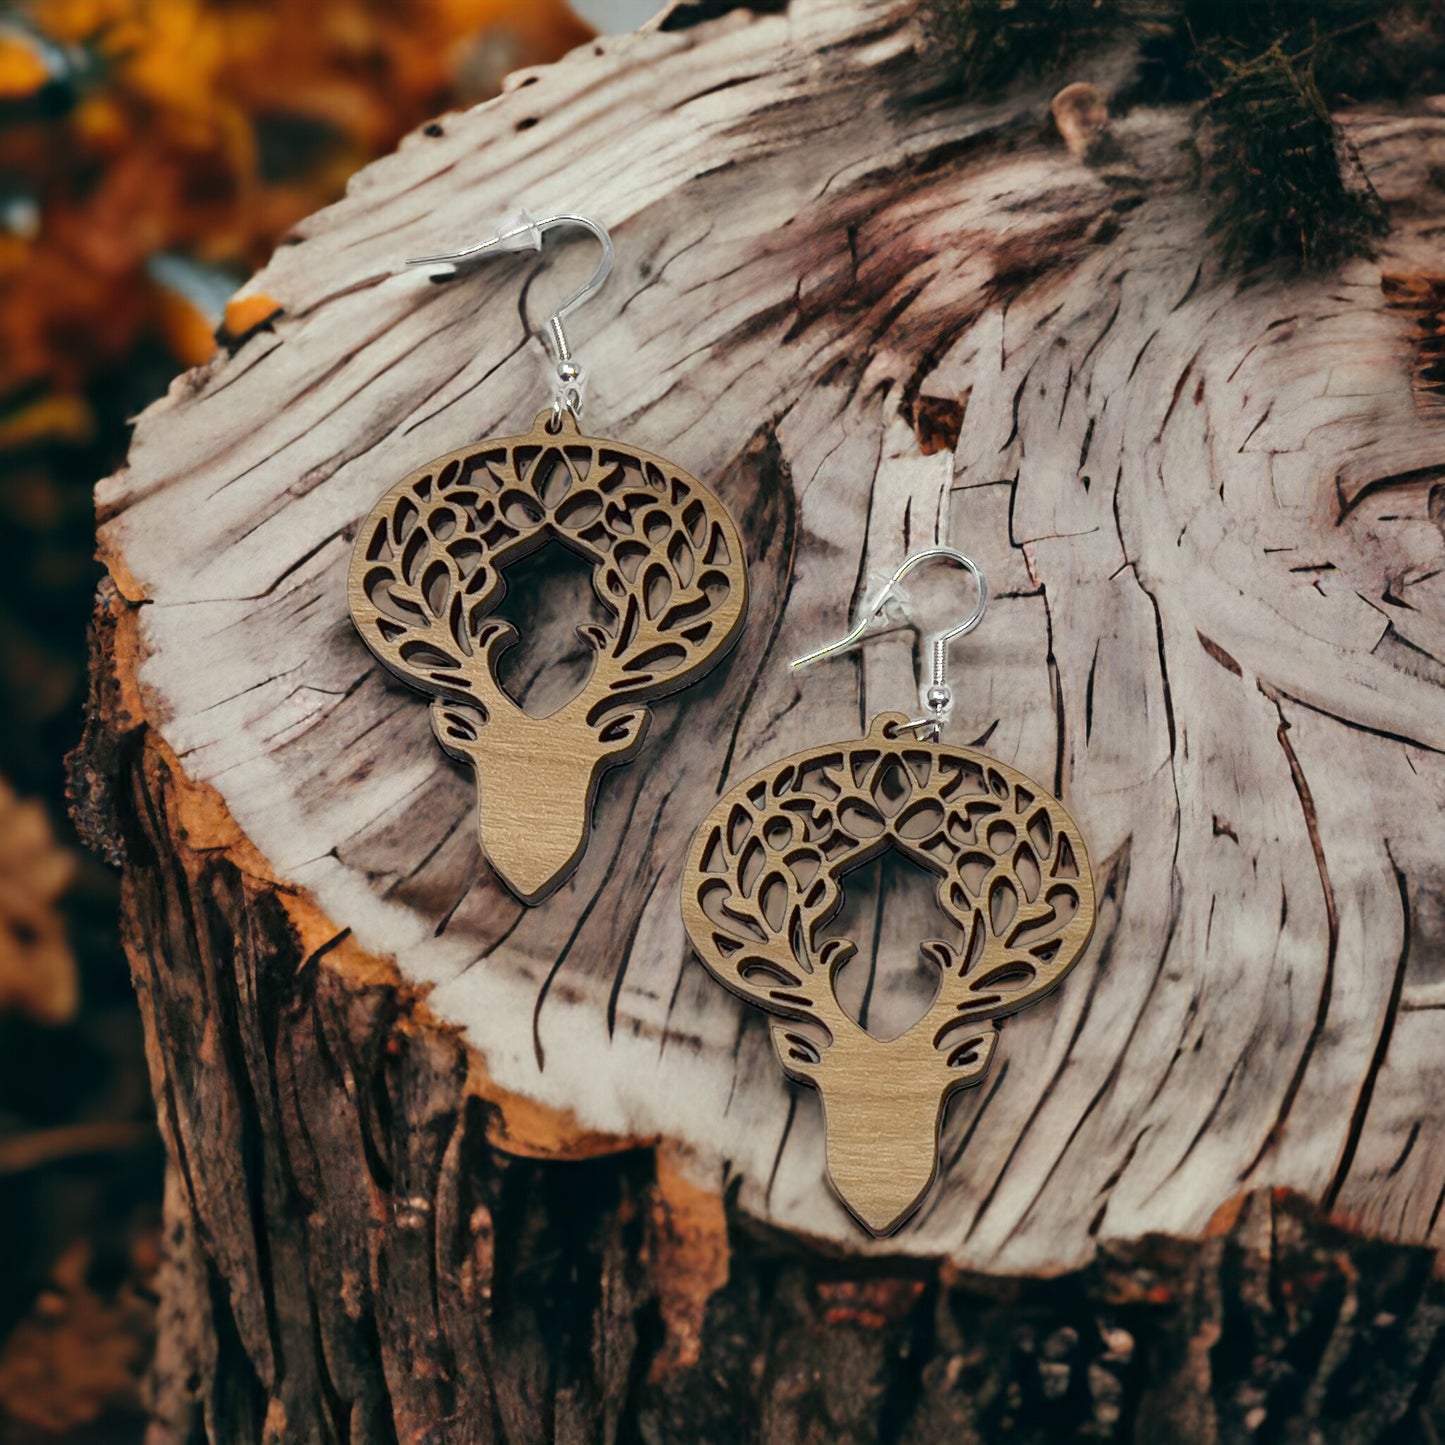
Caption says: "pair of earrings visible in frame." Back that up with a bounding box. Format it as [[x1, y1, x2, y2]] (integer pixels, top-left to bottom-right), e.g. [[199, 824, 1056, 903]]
[[348, 214, 1096, 1235]]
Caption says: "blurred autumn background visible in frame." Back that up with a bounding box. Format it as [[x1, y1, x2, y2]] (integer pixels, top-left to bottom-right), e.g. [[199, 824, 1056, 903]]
[[0, 1, 646, 1436]]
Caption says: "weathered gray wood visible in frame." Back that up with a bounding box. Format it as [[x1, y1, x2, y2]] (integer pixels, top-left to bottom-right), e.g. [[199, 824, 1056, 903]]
[[84, 0, 1445, 1430], [96, 0, 1445, 1267]]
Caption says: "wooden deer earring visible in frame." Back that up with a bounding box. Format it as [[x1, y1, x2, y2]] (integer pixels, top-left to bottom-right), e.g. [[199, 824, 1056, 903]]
[[681, 548, 1095, 1235], [349, 212, 748, 904]]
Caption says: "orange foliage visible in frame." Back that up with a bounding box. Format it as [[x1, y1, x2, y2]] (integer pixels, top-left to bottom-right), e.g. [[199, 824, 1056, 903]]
[[0, 1239, 155, 1432], [0, 0, 591, 421], [0, 774, 78, 1026], [221, 289, 282, 339]]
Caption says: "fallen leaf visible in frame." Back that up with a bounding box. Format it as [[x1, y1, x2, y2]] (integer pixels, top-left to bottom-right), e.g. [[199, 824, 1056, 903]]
[[0, 776, 79, 1025], [0, 1240, 152, 1432]]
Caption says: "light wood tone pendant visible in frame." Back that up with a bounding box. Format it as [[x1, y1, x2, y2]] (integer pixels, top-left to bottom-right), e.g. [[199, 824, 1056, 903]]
[[349, 407, 748, 903], [682, 713, 1096, 1234]]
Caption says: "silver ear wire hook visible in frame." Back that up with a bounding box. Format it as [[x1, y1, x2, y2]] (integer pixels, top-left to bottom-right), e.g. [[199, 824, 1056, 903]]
[[790, 546, 989, 741], [407, 210, 614, 425]]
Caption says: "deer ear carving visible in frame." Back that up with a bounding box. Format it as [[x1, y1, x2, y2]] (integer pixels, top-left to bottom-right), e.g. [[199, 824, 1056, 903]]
[[681, 713, 1096, 1235], [596, 708, 650, 755], [350, 409, 748, 905], [429, 698, 487, 755]]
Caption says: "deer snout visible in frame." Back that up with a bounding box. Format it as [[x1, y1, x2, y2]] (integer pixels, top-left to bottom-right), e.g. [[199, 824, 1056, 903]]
[[430, 699, 650, 904], [773, 1016, 998, 1235], [478, 752, 595, 902]]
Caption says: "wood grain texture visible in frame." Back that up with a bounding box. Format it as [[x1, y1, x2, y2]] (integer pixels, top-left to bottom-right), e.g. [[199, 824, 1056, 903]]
[[92, 0, 1445, 1286], [346, 405, 747, 903], [681, 710, 1096, 1235], [72, 583, 1445, 1439]]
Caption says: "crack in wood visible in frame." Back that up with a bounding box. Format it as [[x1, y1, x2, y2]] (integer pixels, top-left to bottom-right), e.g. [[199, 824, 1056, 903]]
[[88, 0, 1445, 1324]]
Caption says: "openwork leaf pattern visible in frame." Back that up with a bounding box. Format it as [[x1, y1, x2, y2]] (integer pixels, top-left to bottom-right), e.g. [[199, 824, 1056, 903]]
[[683, 712, 1095, 1058], [348, 408, 747, 728], [346, 408, 749, 903]]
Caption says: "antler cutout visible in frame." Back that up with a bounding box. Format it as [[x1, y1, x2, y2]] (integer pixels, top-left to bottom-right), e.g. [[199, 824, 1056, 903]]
[[349, 408, 748, 903], [681, 713, 1096, 1234]]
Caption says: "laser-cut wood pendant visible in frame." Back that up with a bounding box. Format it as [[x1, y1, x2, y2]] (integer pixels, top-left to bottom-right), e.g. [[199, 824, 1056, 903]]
[[681, 713, 1096, 1234], [350, 408, 748, 904]]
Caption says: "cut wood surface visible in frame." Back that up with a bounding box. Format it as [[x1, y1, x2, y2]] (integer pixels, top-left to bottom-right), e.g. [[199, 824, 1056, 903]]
[[94, 0, 1445, 1301]]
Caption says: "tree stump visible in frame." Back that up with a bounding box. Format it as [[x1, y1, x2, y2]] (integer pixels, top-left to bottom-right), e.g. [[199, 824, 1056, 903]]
[[77, 0, 1445, 1439]]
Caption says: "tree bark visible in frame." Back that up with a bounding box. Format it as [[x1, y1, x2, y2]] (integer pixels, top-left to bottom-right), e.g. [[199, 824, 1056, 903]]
[[76, 0, 1445, 1438]]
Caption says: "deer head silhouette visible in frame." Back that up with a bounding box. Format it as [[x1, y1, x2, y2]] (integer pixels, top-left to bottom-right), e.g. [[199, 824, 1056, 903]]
[[349, 408, 747, 902], [682, 713, 1096, 1233]]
